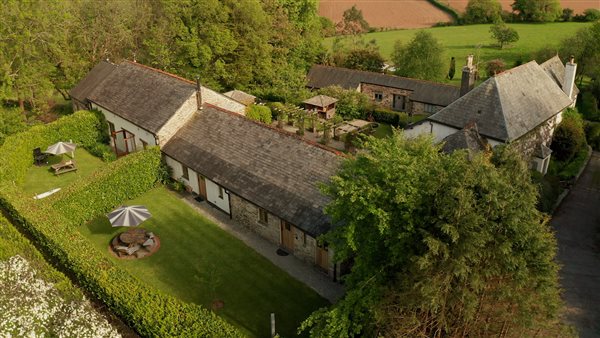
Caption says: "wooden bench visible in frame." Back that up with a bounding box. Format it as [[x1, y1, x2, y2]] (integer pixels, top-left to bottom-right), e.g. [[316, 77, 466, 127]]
[[51, 160, 77, 176]]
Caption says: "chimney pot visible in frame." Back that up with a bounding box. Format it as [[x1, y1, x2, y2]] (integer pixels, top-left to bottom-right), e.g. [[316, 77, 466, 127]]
[[195, 76, 202, 110]]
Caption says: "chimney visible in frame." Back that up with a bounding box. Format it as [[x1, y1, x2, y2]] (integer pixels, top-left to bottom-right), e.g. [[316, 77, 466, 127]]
[[460, 54, 475, 97], [195, 77, 202, 110], [563, 55, 577, 102]]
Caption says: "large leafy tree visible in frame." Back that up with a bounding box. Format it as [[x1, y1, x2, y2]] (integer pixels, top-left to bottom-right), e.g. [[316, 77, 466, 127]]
[[512, 0, 562, 22], [343, 48, 385, 72], [391, 31, 445, 81], [301, 133, 564, 337], [489, 20, 520, 49], [463, 0, 502, 24]]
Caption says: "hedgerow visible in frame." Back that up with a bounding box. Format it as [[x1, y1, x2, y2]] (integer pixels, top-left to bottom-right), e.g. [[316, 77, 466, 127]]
[[0, 110, 100, 185]]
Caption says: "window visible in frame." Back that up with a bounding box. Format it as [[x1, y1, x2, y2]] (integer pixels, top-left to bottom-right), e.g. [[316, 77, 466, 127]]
[[107, 121, 115, 134], [218, 186, 224, 199], [374, 92, 383, 102], [141, 139, 148, 150], [424, 104, 436, 114], [181, 164, 189, 180], [258, 208, 268, 224]]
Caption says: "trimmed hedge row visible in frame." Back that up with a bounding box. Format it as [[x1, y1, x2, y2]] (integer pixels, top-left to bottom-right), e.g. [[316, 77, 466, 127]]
[[0, 110, 101, 185], [0, 187, 241, 337], [47, 147, 162, 226]]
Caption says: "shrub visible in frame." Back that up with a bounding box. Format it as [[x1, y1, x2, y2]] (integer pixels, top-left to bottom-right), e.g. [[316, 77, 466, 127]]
[[531, 171, 563, 213], [579, 91, 600, 121], [318, 86, 372, 120], [371, 109, 402, 126], [0, 106, 28, 146], [486, 59, 506, 76], [550, 109, 586, 162], [86, 143, 116, 162], [0, 110, 100, 185], [583, 8, 600, 21], [245, 104, 272, 124], [463, 0, 502, 24], [585, 121, 600, 150]]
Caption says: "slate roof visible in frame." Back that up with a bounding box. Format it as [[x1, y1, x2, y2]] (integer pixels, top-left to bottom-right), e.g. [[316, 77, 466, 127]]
[[441, 124, 487, 154], [69, 61, 116, 105], [428, 61, 572, 142], [306, 65, 460, 106], [540, 55, 579, 97], [303, 95, 338, 107], [87, 61, 197, 133], [223, 89, 256, 106], [162, 105, 342, 237]]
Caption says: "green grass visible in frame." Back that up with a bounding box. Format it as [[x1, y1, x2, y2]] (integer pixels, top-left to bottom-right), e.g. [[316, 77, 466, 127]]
[[325, 22, 592, 85], [21, 148, 105, 196], [78, 186, 328, 337], [373, 122, 394, 138]]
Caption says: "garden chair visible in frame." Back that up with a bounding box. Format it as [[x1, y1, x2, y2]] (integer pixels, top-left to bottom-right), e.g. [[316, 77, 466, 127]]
[[125, 244, 141, 256], [33, 147, 49, 166], [142, 238, 154, 247]]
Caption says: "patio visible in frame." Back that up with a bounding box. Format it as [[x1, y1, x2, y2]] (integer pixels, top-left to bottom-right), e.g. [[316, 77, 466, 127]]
[[21, 148, 105, 197], [78, 186, 328, 337]]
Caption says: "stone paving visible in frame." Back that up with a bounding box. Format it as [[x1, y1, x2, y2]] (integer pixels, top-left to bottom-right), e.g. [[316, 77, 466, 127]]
[[552, 151, 600, 338], [178, 193, 345, 303]]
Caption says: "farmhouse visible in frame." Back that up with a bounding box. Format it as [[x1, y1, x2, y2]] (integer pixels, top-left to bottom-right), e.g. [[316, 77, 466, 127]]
[[70, 60, 343, 279], [306, 64, 460, 115], [405, 57, 578, 174]]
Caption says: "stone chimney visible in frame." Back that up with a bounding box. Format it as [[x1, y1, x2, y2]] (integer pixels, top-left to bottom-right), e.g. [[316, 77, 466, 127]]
[[563, 55, 577, 102], [195, 77, 202, 110], [460, 54, 476, 97]]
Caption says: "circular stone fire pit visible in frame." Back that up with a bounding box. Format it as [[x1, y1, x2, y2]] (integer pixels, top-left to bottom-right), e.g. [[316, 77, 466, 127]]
[[109, 228, 160, 260]]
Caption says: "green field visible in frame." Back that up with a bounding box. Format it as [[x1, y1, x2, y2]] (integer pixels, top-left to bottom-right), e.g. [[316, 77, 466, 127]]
[[325, 22, 592, 85]]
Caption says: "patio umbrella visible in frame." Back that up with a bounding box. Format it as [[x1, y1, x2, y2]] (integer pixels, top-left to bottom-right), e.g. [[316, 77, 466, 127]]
[[107, 205, 152, 227], [45, 141, 77, 158]]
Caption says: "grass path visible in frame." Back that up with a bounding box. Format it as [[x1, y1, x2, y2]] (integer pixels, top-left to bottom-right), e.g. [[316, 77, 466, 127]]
[[325, 22, 592, 85], [78, 186, 327, 337]]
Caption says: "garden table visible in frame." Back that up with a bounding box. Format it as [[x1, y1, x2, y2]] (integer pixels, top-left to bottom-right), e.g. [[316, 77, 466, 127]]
[[119, 228, 148, 246]]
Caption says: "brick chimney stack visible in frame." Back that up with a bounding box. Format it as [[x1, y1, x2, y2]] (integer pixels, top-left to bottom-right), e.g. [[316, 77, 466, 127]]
[[196, 77, 202, 110], [563, 55, 577, 102], [460, 54, 476, 97]]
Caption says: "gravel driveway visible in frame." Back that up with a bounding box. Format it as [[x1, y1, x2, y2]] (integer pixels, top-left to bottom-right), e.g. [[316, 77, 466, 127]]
[[552, 151, 600, 337]]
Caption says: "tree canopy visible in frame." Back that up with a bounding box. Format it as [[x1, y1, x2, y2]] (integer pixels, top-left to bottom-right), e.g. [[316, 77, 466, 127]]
[[463, 0, 502, 24], [391, 31, 445, 81], [512, 0, 562, 22], [490, 20, 520, 49], [301, 132, 564, 337]]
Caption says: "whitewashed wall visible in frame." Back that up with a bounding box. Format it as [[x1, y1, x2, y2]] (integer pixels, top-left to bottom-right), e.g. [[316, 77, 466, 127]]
[[156, 93, 197, 146], [91, 103, 157, 151], [404, 120, 460, 143], [201, 86, 246, 115], [164, 155, 230, 214]]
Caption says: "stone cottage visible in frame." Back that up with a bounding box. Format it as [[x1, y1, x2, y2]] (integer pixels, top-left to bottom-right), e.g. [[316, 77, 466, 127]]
[[405, 57, 578, 174], [306, 64, 460, 115]]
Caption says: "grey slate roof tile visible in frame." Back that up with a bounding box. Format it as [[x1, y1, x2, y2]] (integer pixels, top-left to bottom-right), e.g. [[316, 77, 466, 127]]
[[540, 55, 579, 96], [306, 65, 460, 106], [162, 105, 342, 237], [87, 61, 196, 133], [69, 61, 116, 105], [428, 61, 572, 142]]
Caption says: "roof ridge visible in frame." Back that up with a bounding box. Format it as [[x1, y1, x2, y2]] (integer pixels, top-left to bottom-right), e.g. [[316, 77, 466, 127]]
[[491, 77, 510, 141], [122, 60, 195, 85], [313, 64, 459, 89], [203, 103, 348, 158]]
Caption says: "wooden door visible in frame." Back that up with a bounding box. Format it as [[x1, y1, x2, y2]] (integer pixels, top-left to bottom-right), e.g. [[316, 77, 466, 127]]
[[316, 244, 329, 271], [280, 221, 294, 252], [197, 175, 207, 200]]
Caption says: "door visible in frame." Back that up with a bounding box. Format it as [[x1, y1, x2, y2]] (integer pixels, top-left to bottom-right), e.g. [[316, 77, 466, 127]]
[[393, 94, 405, 111], [316, 244, 329, 271], [111, 129, 136, 156], [197, 175, 207, 200], [280, 221, 294, 252]]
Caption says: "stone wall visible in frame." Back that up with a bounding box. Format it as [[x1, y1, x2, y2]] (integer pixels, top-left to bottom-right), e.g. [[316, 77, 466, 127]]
[[511, 113, 560, 160], [156, 93, 197, 147], [411, 101, 443, 115], [201, 86, 246, 115], [361, 83, 412, 113]]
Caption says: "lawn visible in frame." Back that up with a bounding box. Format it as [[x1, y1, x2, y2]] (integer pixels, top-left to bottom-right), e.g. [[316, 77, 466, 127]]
[[78, 186, 328, 337], [21, 148, 105, 196], [373, 122, 393, 138], [325, 22, 592, 85]]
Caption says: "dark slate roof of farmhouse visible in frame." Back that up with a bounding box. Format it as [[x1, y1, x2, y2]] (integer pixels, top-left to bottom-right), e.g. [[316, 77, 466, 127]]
[[303, 95, 338, 107], [540, 55, 579, 96], [162, 105, 342, 237], [306, 65, 460, 106], [441, 124, 487, 154], [69, 61, 116, 104], [428, 61, 572, 142], [87, 61, 196, 133]]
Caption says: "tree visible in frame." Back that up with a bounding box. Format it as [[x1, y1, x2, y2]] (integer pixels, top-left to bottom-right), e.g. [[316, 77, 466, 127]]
[[562, 8, 574, 21], [486, 58, 506, 76], [335, 5, 370, 35], [463, 0, 502, 24], [317, 86, 372, 120], [512, 0, 562, 22], [551, 109, 587, 162], [301, 133, 564, 337], [391, 31, 445, 81], [489, 20, 519, 48], [343, 48, 385, 72], [447, 57, 456, 80]]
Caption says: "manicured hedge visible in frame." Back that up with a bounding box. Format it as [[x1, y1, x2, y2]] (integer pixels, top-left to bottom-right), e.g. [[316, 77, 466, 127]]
[[48, 147, 162, 226], [0, 110, 100, 185]]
